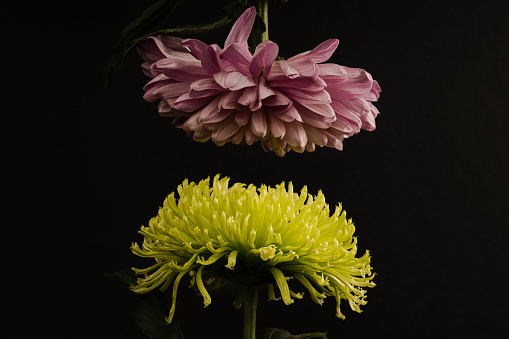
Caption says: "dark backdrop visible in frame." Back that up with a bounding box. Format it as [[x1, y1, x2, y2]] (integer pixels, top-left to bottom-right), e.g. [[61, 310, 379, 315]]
[[5, 0, 508, 338]]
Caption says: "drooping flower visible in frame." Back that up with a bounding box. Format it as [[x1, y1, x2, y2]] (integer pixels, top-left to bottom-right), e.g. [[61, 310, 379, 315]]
[[138, 7, 381, 156], [130, 175, 375, 323]]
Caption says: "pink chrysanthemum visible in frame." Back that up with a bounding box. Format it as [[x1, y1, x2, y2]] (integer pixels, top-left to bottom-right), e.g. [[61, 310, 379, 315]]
[[138, 7, 381, 156]]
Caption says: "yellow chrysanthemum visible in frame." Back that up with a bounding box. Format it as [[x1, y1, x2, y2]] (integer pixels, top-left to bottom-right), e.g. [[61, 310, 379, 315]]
[[130, 175, 375, 323]]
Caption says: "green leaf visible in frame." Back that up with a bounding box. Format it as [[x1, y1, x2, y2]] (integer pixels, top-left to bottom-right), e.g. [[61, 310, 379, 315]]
[[106, 0, 186, 87], [257, 328, 328, 339], [107, 271, 185, 339], [106, 0, 250, 88]]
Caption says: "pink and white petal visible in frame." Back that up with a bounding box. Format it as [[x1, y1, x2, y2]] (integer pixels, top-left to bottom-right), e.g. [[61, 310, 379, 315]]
[[220, 43, 252, 75], [267, 59, 318, 80], [197, 96, 223, 123], [258, 77, 276, 100], [237, 86, 258, 107], [289, 39, 339, 64], [181, 38, 208, 60], [329, 115, 356, 134], [339, 67, 374, 98], [234, 108, 251, 126], [323, 130, 344, 150], [153, 82, 191, 100], [262, 90, 292, 108], [279, 60, 300, 79], [296, 105, 333, 129], [283, 121, 307, 148], [318, 63, 348, 83], [182, 110, 203, 131], [224, 7, 257, 48], [201, 44, 223, 75], [269, 77, 326, 91], [230, 125, 246, 145], [244, 126, 257, 145], [268, 113, 286, 138], [275, 105, 302, 122], [360, 106, 379, 131], [212, 115, 241, 143], [266, 60, 299, 80], [330, 99, 362, 132], [174, 92, 215, 112], [190, 78, 224, 92], [143, 74, 178, 101], [365, 79, 381, 101], [249, 41, 279, 77], [279, 87, 332, 105], [302, 124, 328, 146], [192, 127, 212, 142], [250, 109, 268, 137], [299, 102, 336, 120], [137, 36, 175, 63], [213, 71, 256, 91], [288, 58, 320, 78], [158, 100, 173, 116], [190, 88, 224, 99], [218, 90, 244, 110], [153, 58, 208, 82]]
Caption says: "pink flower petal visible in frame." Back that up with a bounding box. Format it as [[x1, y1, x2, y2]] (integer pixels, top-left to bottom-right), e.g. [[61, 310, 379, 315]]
[[234, 108, 251, 126], [174, 93, 215, 112], [283, 121, 307, 148], [258, 77, 276, 100], [143, 74, 178, 102], [218, 90, 244, 110], [196, 96, 223, 123], [244, 126, 257, 145], [276, 106, 302, 122], [250, 109, 268, 137], [237, 87, 257, 107], [280, 87, 332, 105], [318, 63, 348, 83], [201, 44, 223, 75], [249, 41, 279, 77], [152, 82, 190, 101], [213, 70, 256, 91], [262, 89, 292, 107], [268, 114, 286, 138], [212, 115, 240, 143], [153, 58, 208, 83], [303, 124, 328, 146], [224, 7, 256, 47], [338, 67, 374, 98], [189, 78, 225, 98], [360, 106, 379, 131], [181, 38, 208, 60], [220, 43, 252, 75], [267, 59, 318, 80], [289, 39, 339, 64], [137, 36, 185, 63], [269, 77, 326, 91], [330, 99, 362, 132]]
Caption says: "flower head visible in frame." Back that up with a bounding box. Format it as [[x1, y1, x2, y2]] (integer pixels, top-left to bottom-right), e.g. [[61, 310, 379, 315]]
[[138, 7, 381, 156], [130, 175, 375, 322]]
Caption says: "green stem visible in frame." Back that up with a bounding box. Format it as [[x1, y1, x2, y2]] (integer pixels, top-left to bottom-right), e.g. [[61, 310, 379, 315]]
[[243, 285, 259, 339], [252, 0, 269, 50]]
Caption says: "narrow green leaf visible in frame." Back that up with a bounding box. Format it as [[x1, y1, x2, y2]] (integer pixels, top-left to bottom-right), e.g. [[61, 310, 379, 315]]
[[106, 0, 186, 87], [106, 0, 250, 87], [257, 328, 328, 339]]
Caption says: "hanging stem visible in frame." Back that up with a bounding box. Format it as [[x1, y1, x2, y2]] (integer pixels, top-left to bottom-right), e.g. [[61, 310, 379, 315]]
[[252, 0, 269, 50], [243, 284, 259, 339]]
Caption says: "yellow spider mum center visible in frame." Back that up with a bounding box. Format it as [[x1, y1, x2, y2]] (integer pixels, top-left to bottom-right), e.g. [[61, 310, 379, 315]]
[[130, 175, 375, 323]]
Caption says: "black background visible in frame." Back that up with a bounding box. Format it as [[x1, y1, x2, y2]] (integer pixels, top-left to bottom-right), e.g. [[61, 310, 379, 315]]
[[5, 0, 509, 338]]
